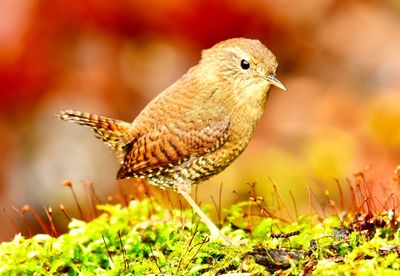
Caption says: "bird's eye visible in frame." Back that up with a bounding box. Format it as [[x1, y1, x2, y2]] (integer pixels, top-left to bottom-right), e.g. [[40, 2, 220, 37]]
[[240, 59, 250, 70]]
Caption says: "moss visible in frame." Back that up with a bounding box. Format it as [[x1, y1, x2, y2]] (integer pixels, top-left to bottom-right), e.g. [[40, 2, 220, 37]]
[[0, 199, 399, 275]]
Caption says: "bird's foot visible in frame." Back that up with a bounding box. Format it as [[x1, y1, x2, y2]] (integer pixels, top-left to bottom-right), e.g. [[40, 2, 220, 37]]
[[209, 232, 233, 245], [208, 230, 247, 246]]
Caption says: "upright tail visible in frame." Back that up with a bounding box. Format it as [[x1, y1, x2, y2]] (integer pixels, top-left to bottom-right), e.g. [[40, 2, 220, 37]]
[[56, 110, 131, 160]]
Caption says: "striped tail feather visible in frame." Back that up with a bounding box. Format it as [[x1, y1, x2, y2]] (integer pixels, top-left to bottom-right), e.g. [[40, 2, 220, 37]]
[[56, 110, 131, 159]]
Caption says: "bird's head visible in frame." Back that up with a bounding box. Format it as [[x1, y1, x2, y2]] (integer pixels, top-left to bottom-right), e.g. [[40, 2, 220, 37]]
[[199, 38, 287, 97]]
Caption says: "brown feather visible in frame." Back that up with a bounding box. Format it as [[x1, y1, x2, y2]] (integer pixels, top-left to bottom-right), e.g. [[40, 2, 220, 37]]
[[56, 110, 131, 160], [117, 107, 230, 179]]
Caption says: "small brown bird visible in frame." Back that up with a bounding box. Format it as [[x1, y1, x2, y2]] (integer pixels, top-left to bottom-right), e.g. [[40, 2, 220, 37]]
[[57, 38, 286, 241]]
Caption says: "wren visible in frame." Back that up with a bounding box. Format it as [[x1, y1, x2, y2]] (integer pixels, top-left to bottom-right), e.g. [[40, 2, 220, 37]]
[[57, 38, 287, 241]]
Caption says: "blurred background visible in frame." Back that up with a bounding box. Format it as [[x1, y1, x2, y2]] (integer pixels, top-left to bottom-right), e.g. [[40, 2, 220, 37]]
[[0, 0, 399, 241]]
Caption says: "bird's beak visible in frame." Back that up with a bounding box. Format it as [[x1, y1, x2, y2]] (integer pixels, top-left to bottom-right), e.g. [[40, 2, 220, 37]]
[[266, 74, 287, 92]]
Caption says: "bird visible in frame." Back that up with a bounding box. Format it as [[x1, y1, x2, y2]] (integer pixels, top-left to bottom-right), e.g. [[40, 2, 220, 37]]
[[57, 38, 286, 242]]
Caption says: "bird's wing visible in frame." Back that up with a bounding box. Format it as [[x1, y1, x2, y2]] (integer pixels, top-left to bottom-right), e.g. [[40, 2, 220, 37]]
[[117, 108, 230, 179]]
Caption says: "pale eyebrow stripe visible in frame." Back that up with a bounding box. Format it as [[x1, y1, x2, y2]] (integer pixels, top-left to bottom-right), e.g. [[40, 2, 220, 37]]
[[227, 47, 250, 61]]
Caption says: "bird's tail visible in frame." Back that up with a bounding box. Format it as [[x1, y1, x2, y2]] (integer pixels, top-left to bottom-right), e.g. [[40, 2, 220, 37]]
[[56, 110, 131, 159]]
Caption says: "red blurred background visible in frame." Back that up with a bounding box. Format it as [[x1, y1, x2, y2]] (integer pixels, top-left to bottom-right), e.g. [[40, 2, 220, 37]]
[[0, 0, 399, 241]]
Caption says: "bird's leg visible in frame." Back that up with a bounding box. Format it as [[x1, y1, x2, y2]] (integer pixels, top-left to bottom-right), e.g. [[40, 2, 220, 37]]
[[179, 190, 222, 238], [175, 180, 231, 244]]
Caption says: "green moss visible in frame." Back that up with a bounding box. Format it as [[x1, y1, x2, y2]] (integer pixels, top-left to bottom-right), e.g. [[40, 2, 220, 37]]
[[0, 199, 399, 275]]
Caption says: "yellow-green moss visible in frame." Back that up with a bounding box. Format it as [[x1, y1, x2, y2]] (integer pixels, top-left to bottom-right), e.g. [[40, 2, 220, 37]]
[[0, 199, 399, 275]]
